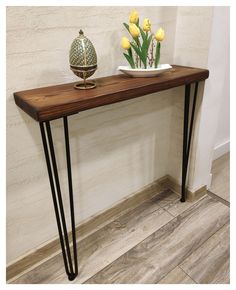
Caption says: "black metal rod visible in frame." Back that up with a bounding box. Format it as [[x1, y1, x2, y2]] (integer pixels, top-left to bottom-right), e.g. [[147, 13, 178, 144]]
[[39, 122, 70, 276], [180, 82, 199, 202], [181, 84, 191, 202], [45, 121, 74, 275], [63, 117, 78, 276], [186, 82, 199, 162]]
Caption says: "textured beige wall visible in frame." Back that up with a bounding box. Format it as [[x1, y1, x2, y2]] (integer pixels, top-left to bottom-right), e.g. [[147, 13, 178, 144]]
[[168, 6, 214, 189], [6, 6, 213, 264], [188, 7, 230, 189]]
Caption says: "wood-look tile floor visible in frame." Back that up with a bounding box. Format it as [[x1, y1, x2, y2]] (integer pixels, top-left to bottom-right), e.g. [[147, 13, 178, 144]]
[[10, 152, 230, 284], [10, 190, 230, 284]]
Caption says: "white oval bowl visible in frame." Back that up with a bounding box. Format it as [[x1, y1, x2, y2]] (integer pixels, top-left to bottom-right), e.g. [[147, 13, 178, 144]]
[[118, 64, 172, 77]]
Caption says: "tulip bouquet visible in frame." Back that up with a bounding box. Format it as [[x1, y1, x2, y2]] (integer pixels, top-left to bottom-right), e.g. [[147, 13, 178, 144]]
[[121, 10, 165, 69]]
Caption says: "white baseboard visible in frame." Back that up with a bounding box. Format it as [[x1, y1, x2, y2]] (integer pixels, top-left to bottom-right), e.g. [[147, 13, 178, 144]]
[[213, 140, 230, 161]]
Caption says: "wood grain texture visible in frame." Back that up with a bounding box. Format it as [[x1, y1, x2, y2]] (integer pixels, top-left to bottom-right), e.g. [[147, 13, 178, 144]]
[[180, 223, 230, 284], [159, 266, 196, 284], [85, 195, 229, 284], [14, 65, 209, 122]]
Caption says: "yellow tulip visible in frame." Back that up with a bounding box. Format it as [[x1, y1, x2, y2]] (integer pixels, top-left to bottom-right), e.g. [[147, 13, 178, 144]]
[[143, 18, 151, 32], [129, 23, 140, 38], [121, 37, 131, 50], [155, 28, 165, 41], [129, 10, 139, 24]]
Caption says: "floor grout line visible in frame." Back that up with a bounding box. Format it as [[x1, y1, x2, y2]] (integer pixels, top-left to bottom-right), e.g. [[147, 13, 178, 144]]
[[178, 265, 198, 284], [207, 190, 230, 207], [164, 195, 206, 218]]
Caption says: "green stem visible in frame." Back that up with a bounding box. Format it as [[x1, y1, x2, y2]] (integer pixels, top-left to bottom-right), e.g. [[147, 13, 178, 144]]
[[155, 42, 161, 68], [128, 48, 135, 68]]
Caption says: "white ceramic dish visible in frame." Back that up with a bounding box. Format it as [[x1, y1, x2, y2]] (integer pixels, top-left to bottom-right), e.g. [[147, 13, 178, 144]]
[[118, 64, 172, 77]]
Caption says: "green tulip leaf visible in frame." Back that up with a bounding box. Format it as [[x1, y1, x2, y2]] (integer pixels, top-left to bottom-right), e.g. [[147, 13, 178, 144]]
[[123, 22, 134, 40], [138, 25, 147, 42], [130, 42, 140, 55], [141, 39, 148, 53], [128, 47, 133, 59], [123, 22, 130, 33], [155, 42, 161, 68], [123, 53, 135, 69]]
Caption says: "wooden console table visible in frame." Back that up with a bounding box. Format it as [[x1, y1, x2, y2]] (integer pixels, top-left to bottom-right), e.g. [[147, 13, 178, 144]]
[[14, 65, 209, 281]]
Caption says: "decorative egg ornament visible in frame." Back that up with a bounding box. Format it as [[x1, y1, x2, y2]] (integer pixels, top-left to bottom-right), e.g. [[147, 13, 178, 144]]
[[69, 30, 97, 89]]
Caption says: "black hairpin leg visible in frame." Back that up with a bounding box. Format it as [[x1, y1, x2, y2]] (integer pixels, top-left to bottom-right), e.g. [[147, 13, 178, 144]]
[[181, 82, 199, 202], [39, 117, 78, 281]]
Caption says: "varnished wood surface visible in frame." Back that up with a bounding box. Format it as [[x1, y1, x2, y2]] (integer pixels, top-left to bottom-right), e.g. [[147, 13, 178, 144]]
[[14, 65, 209, 122], [10, 190, 229, 284]]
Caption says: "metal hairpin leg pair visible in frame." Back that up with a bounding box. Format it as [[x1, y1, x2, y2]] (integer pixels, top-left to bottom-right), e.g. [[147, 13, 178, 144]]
[[39, 82, 199, 281], [181, 82, 199, 202], [39, 117, 78, 281]]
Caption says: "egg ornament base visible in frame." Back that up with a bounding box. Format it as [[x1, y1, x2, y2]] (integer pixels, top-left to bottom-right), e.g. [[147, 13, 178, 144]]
[[74, 80, 96, 90]]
